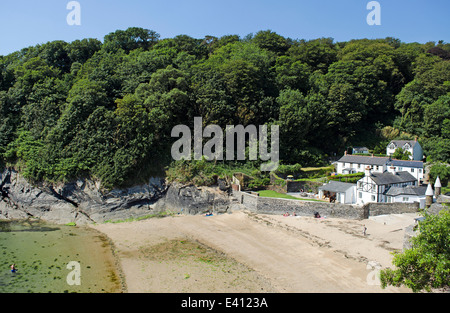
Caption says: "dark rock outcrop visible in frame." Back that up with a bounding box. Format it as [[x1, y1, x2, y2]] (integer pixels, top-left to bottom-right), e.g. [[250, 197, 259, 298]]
[[0, 168, 167, 224], [154, 182, 234, 215], [0, 168, 236, 224]]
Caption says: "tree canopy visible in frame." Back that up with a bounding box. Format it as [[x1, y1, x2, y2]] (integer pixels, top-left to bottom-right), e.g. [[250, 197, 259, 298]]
[[380, 209, 450, 292], [0, 28, 449, 188]]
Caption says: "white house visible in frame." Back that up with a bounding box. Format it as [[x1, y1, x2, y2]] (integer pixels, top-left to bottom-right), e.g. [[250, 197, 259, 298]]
[[336, 154, 390, 175], [352, 147, 369, 155], [383, 185, 427, 209], [386, 140, 423, 161], [318, 181, 357, 204], [335, 154, 424, 184], [386, 159, 424, 184], [356, 166, 418, 205]]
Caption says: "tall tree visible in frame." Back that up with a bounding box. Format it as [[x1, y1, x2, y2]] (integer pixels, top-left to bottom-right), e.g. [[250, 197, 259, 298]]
[[103, 27, 160, 53]]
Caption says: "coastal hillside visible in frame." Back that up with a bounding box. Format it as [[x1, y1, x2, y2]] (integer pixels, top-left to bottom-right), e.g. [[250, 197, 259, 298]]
[[0, 28, 449, 189]]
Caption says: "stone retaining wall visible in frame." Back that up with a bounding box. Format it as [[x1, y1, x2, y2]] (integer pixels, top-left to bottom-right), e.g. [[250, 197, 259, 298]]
[[233, 191, 364, 219], [257, 196, 365, 219], [234, 191, 421, 220], [362, 202, 420, 217]]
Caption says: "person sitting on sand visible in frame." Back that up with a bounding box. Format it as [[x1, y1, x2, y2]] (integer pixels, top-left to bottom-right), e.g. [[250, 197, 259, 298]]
[[314, 212, 321, 218]]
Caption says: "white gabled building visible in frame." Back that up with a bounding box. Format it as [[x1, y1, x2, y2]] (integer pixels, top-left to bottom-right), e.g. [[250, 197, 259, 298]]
[[383, 185, 428, 209], [335, 154, 424, 184], [335, 154, 390, 175], [356, 166, 418, 205], [318, 181, 357, 204], [386, 159, 424, 184], [386, 139, 423, 161]]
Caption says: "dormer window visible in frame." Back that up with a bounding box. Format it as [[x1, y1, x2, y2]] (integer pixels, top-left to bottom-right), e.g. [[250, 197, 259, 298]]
[[388, 143, 396, 150], [403, 143, 411, 150]]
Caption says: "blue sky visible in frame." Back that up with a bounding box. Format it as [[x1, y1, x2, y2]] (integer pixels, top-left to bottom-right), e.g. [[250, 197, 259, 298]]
[[0, 0, 449, 56]]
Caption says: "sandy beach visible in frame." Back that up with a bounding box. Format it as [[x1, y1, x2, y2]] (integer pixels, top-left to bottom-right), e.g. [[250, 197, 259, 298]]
[[93, 210, 417, 293]]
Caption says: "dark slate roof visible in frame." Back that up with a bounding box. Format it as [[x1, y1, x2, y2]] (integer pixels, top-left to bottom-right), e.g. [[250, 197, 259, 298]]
[[387, 159, 424, 169], [369, 171, 417, 185], [389, 140, 420, 148], [318, 181, 356, 193], [384, 186, 427, 197], [337, 155, 390, 166]]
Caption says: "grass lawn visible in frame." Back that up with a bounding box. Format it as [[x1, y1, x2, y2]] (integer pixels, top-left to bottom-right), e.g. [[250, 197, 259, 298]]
[[257, 190, 325, 202], [301, 166, 334, 171], [294, 177, 328, 182]]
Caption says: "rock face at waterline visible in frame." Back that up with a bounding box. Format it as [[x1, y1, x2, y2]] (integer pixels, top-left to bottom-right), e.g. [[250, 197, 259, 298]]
[[155, 182, 234, 215], [0, 168, 234, 225], [0, 168, 167, 224]]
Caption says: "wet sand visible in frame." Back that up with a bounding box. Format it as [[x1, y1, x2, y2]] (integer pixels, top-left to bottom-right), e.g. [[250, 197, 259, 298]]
[[93, 211, 417, 293]]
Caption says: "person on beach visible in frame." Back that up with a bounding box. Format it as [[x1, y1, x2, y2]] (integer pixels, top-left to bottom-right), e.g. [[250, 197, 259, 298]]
[[363, 225, 367, 236], [10, 264, 17, 273]]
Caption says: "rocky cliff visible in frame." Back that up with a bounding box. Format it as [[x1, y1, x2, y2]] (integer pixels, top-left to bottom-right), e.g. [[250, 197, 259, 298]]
[[155, 182, 236, 215], [0, 168, 236, 225]]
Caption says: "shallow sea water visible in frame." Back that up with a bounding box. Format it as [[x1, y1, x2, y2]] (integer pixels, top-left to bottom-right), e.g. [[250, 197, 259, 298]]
[[0, 220, 123, 293]]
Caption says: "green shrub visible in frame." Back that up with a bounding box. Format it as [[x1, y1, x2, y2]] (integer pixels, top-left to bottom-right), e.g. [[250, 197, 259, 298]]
[[328, 172, 364, 184], [428, 163, 450, 187]]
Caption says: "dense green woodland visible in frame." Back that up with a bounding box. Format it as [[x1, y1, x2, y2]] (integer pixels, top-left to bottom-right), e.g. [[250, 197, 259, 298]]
[[1, 28, 449, 188]]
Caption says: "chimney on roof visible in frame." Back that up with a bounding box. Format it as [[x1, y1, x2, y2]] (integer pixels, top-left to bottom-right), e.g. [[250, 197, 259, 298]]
[[387, 166, 396, 174], [365, 166, 372, 177], [344, 151, 347, 156]]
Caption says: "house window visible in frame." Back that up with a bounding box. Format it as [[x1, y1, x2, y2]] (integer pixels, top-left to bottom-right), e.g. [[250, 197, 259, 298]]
[[371, 195, 376, 202], [359, 192, 362, 199], [411, 168, 415, 173], [419, 169, 422, 173], [402, 197, 409, 202], [398, 167, 403, 171]]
